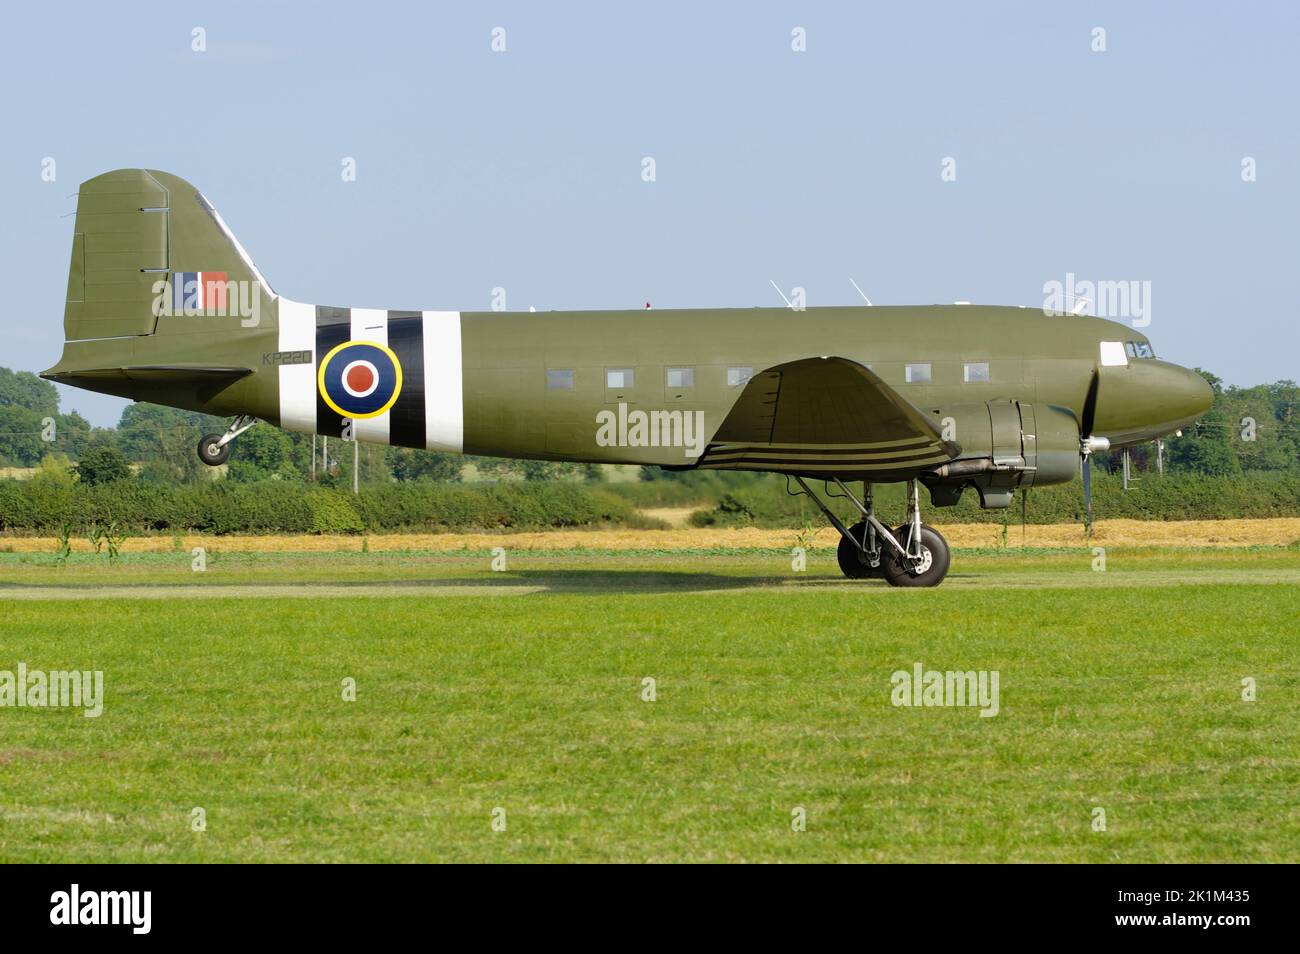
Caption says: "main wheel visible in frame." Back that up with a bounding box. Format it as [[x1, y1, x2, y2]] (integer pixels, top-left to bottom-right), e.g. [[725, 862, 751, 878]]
[[882, 524, 950, 587], [837, 520, 882, 579], [197, 433, 231, 466]]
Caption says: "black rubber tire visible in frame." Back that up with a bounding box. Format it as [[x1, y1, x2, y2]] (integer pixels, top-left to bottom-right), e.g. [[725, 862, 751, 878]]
[[837, 520, 881, 579], [197, 433, 231, 466], [882, 523, 951, 588]]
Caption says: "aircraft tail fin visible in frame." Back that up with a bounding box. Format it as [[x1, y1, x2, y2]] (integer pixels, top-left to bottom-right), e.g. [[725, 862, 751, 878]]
[[60, 168, 274, 342]]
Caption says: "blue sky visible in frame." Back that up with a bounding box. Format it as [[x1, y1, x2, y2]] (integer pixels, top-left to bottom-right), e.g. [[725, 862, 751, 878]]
[[2, 1, 1296, 426]]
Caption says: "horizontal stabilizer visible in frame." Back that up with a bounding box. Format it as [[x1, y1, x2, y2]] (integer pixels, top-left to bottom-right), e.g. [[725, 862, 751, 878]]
[[41, 365, 253, 406], [43, 365, 252, 384]]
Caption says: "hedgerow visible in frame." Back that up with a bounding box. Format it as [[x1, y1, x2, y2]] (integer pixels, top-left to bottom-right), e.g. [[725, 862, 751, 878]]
[[0, 478, 636, 535], [689, 472, 1300, 528]]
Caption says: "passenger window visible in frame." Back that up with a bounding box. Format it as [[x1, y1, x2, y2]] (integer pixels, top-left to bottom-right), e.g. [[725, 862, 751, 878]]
[[727, 367, 753, 387], [606, 368, 633, 389], [547, 369, 574, 390], [964, 362, 990, 383], [666, 367, 694, 389], [904, 363, 931, 384]]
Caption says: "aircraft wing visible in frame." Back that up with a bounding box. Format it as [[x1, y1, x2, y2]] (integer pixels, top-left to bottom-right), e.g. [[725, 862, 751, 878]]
[[698, 356, 961, 477]]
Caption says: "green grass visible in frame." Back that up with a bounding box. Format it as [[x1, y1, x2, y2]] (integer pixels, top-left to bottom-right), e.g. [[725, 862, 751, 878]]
[[1, 546, 1298, 862]]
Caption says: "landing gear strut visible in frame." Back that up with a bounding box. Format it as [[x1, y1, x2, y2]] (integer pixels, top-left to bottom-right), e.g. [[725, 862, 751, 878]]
[[794, 476, 951, 587], [836, 483, 883, 579], [197, 415, 257, 466]]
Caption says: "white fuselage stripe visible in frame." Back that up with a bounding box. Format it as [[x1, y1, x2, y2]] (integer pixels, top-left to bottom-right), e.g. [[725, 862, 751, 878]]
[[276, 301, 464, 452], [349, 308, 389, 445], [277, 298, 316, 434], [422, 311, 463, 452]]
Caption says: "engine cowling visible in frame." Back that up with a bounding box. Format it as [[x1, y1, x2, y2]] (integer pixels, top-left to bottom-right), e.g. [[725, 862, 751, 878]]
[[922, 400, 1080, 509]]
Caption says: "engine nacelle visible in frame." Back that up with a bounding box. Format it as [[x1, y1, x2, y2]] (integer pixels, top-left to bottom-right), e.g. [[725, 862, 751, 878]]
[[922, 401, 1080, 509]]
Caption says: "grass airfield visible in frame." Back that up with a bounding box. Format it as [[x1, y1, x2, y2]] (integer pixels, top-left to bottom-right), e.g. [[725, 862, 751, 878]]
[[0, 533, 1297, 862]]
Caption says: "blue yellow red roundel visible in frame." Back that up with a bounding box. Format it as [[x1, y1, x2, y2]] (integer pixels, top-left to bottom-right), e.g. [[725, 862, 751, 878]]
[[317, 341, 403, 419]]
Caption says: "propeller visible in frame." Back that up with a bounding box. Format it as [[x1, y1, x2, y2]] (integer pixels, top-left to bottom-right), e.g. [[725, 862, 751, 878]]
[[1078, 370, 1109, 535], [1081, 447, 1093, 534]]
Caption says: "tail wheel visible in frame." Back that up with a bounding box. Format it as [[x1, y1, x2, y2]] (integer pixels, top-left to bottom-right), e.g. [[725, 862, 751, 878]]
[[837, 520, 882, 579], [197, 434, 231, 466], [882, 524, 950, 588]]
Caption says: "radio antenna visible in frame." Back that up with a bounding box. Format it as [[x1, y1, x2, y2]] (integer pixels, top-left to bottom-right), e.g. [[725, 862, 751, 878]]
[[768, 280, 795, 309], [849, 278, 873, 305]]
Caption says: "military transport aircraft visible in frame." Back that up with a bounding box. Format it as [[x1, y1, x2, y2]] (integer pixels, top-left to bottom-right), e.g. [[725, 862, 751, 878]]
[[43, 170, 1213, 586]]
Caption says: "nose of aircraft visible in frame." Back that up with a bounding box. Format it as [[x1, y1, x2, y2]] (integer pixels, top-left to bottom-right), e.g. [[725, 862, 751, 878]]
[[1148, 360, 1215, 434], [1092, 360, 1215, 442], [1175, 363, 1215, 422]]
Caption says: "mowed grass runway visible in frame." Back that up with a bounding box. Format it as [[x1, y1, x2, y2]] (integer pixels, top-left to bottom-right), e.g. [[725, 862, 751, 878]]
[[1, 542, 1298, 862]]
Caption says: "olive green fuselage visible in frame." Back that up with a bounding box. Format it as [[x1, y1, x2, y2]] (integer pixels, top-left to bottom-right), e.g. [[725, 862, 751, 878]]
[[456, 304, 1184, 464], [48, 300, 1210, 484]]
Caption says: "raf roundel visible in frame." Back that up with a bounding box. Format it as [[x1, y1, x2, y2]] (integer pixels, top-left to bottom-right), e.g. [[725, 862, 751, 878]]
[[317, 341, 403, 419]]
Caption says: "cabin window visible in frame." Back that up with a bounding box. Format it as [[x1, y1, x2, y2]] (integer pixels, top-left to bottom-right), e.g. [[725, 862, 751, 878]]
[[904, 363, 931, 384], [964, 362, 990, 383], [727, 367, 754, 387], [547, 369, 575, 390], [666, 367, 694, 389], [606, 368, 634, 389]]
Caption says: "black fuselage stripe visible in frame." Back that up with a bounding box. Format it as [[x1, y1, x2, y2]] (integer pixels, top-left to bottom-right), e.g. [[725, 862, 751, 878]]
[[315, 306, 351, 437], [387, 311, 425, 449]]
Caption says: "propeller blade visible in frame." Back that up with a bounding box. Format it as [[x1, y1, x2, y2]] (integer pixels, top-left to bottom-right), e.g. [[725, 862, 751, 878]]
[[1078, 367, 1102, 536], [1082, 452, 1093, 535], [1080, 368, 1100, 440]]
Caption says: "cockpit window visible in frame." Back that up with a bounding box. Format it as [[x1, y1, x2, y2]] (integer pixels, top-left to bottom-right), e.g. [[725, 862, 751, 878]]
[[1099, 341, 1129, 366], [1124, 342, 1138, 358], [1124, 340, 1155, 359]]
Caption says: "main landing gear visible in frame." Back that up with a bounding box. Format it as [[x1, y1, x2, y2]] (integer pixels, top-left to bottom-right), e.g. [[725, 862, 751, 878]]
[[197, 415, 257, 466], [794, 477, 951, 587]]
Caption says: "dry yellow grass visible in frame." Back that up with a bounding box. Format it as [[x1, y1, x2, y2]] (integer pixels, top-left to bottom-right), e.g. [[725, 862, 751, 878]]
[[638, 506, 699, 528], [3, 517, 1298, 554]]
